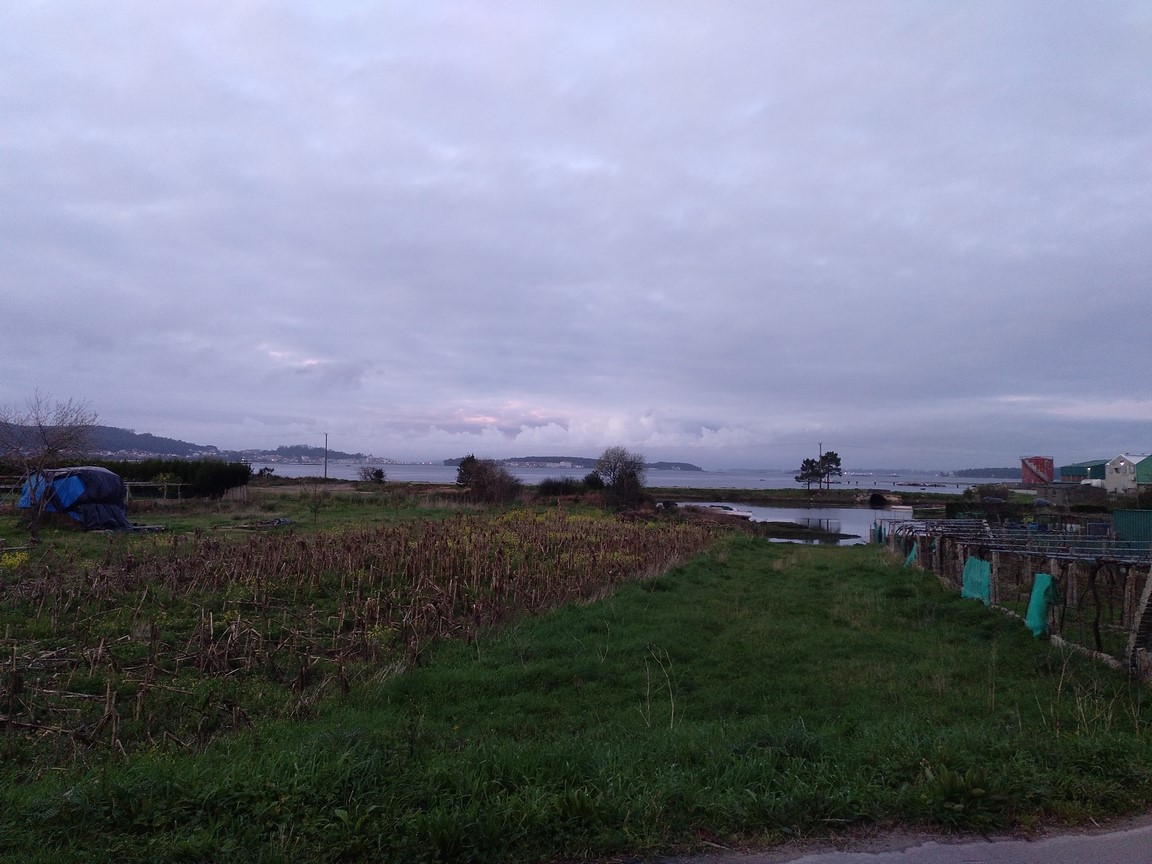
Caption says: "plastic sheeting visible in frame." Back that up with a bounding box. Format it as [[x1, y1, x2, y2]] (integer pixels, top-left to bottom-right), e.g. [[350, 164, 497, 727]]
[[904, 542, 918, 568], [961, 556, 991, 604], [1026, 573, 1056, 637], [18, 466, 131, 530]]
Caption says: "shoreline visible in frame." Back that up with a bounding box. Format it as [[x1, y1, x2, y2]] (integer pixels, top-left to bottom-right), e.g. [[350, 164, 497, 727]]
[[636, 485, 955, 509], [248, 476, 956, 510]]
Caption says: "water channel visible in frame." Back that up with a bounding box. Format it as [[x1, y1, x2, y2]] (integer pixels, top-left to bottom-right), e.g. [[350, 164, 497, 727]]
[[692, 503, 915, 545]]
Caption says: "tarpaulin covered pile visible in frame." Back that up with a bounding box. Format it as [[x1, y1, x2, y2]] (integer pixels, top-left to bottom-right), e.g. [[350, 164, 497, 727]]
[[18, 466, 131, 530]]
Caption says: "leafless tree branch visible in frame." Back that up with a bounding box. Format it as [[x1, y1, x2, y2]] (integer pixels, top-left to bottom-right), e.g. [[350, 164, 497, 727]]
[[0, 390, 99, 541]]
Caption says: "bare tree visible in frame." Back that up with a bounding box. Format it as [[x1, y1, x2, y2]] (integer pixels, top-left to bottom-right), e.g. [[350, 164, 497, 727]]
[[0, 391, 99, 541], [299, 477, 332, 524], [595, 446, 647, 506]]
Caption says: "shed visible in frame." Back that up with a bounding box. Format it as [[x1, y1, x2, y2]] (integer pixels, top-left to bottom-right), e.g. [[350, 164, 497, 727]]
[[1057, 459, 1108, 484], [1114, 510, 1152, 546], [18, 466, 132, 530]]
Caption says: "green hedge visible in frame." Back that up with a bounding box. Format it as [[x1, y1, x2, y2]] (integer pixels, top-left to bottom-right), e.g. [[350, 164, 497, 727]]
[[89, 459, 252, 499]]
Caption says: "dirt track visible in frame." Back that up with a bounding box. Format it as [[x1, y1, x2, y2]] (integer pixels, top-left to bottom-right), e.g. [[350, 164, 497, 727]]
[[657, 812, 1152, 863]]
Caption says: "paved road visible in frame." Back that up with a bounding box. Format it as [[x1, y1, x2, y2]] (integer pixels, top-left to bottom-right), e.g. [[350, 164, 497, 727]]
[[658, 815, 1152, 864]]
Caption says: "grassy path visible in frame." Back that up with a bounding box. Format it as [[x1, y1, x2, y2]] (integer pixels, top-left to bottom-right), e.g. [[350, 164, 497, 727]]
[[4, 537, 1152, 862]]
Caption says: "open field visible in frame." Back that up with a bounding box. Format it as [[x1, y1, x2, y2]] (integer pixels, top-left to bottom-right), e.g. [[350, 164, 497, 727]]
[[0, 491, 721, 769], [2, 490, 1152, 862]]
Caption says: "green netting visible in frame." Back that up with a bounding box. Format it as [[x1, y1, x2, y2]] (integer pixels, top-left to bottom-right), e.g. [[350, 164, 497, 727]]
[[904, 542, 918, 568], [961, 556, 991, 604], [1025, 573, 1056, 637]]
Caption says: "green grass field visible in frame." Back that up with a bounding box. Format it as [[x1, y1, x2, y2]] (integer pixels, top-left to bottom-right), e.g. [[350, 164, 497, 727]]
[[3, 497, 1152, 863]]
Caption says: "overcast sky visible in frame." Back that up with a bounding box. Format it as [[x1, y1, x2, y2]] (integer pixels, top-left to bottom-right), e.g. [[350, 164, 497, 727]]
[[3, 2, 1149, 470]]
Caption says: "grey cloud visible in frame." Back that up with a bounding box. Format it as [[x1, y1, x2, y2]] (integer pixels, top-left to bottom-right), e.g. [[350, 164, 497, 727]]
[[2, 2, 1150, 468]]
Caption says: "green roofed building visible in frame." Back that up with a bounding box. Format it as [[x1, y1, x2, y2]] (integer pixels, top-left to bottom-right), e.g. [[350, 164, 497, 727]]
[[1058, 460, 1107, 484], [1139, 454, 1152, 487]]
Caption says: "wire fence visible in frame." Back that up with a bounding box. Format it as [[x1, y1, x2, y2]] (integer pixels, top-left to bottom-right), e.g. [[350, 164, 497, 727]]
[[880, 517, 1152, 676], [124, 481, 189, 500]]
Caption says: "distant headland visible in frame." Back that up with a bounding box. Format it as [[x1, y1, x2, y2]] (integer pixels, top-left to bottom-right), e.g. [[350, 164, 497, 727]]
[[74, 428, 708, 471], [443, 455, 704, 472]]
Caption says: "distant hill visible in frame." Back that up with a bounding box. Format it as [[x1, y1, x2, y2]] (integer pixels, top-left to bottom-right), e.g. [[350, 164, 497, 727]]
[[265, 444, 366, 461], [444, 455, 703, 471], [88, 426, 218, 457], [647, 461, 703, 472], [82, 428, 375, 462]]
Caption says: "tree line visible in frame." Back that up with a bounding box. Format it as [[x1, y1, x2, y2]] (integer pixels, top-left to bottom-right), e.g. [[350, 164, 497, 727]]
[[455, 446, 647, 506]]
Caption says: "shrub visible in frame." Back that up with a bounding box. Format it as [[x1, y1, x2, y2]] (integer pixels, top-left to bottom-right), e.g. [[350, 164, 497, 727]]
[[1070, 503, 1110, 514], [456, 454, 480, 487], [189, 460, 252, 498], [462, 459, 522, 504], [90, 458, 252, 498], [537, 477, 585, 496], [595, 446, 647, 507]]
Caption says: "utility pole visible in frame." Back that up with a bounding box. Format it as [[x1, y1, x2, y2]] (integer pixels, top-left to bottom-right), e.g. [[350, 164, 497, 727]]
[[324, 432, 328, 479]]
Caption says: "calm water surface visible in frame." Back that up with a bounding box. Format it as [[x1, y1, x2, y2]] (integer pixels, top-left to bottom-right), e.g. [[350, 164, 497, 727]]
[[690, 503, 915, 546]]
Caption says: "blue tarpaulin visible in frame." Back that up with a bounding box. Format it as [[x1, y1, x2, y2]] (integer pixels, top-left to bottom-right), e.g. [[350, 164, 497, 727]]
[[18, 466, 131, 530]]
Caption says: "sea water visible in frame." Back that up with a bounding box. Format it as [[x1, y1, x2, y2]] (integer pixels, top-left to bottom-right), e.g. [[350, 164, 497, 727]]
[[690, 503, 916, 546]]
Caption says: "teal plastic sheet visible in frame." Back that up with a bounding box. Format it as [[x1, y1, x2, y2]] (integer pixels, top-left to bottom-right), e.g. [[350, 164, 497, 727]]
[[1025, 573, 1056, 637], [961, 556, 991, 604], [904, 542, 918, 568]]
